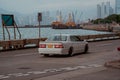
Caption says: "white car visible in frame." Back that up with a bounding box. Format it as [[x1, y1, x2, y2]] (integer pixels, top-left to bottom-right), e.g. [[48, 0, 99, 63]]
[[38, 34, 88, 56]]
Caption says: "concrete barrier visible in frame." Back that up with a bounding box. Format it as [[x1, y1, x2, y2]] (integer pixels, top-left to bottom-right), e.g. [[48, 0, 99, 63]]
[[0, 40, 10, 50], [25, 38, 47, 46], [79, 36, 89, 40], [88, 35, 97, 39], [25, 38, 40, 46], [0, 38, 47, 51], [10, 39, 25, 49]]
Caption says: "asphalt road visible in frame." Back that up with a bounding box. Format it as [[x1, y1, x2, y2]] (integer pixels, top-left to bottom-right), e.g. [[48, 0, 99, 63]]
[[0, 39, 120, 80]]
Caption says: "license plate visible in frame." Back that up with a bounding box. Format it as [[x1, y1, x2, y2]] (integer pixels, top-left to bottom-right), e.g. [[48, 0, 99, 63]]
[[47, 44, 53, 48]]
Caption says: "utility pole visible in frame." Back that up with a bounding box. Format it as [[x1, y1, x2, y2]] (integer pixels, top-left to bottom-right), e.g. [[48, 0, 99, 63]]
[[38, 13, 42, 38]]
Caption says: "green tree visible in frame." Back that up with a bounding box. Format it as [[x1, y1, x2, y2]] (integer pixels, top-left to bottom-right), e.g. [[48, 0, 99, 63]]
[[92, 14, 120, 24]]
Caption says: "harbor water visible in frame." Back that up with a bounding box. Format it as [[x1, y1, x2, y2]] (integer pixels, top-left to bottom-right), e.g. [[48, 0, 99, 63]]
[[0, 27, 111, 40]]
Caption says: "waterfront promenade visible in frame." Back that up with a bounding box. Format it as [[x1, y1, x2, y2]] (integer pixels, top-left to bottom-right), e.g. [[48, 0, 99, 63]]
[[0, 39, 120, 80], [0, 33, 120, 51]]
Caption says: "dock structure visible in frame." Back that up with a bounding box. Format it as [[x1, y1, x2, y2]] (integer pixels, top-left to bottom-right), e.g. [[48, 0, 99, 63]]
[[0, 14, 45, 51], [0, 33, 120, 51], [78, 33, 120, 41], [0, 38, 46, 51]]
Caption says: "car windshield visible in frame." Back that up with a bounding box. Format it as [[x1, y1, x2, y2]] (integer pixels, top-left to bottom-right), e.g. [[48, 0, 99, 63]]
[[47, 35, 67, 41]]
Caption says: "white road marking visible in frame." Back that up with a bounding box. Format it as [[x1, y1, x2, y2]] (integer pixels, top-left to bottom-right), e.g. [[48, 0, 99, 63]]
[[76, 66, 89, 69], [88, 64, 102, 67], [97, 43, 113, 47], [14, 53, 34, 57], [8, 73, 30, 77], [0, 64, 103, 79], [30, 71, 47, 75], [0, 75, 10, 79]]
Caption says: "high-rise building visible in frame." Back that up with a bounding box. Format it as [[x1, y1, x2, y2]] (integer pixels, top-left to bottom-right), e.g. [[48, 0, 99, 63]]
[[115, 0, 120, 14], [97, 1, 114, 19], [109, 7, 114, 15], [97, 4, 101, 18], [106, 2, 110, 16], [101, 2, 105, 18]]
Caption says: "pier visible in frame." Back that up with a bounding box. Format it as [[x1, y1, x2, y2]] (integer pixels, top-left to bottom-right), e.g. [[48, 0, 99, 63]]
[[0, 33, 120, 51]]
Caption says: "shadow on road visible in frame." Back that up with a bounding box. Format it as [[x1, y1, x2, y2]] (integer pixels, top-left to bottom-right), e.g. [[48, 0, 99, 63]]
[[40, 52, 91, 58]]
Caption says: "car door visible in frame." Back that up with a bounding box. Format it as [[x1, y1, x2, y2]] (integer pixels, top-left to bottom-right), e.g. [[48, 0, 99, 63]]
[[70, 36, 84, 53]]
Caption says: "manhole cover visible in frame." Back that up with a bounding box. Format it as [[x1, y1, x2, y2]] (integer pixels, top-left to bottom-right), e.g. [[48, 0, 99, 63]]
[[18, 67, 31, 69]]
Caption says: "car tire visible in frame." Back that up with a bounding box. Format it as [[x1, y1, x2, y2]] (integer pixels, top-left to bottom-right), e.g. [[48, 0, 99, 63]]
[[44, 54, 49, 57], [68, 47, 73, 57], [84, 44, 88, 53]]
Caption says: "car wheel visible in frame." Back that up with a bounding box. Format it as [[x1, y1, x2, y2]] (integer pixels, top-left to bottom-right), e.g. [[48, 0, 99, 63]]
[[84, 44, 88, 53], [68, 47, 73, 56], [44, 54, 49, 57]]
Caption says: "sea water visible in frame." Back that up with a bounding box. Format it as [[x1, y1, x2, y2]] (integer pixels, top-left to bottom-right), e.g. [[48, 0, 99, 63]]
[[0, 27, 111, 40]]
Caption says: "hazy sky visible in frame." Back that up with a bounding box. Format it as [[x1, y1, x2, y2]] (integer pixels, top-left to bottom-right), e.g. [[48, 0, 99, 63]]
[[0, 0, 115, 20]]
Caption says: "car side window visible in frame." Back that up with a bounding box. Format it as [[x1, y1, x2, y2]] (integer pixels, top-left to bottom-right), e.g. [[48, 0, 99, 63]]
[[53, 36, 67, 41], [70, 36, 81, 41]]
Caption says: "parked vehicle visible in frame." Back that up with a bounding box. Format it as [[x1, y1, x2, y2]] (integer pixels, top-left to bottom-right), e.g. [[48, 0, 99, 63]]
[[38, 34, 88, 57]]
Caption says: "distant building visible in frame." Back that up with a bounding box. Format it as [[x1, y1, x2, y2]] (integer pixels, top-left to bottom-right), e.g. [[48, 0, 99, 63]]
[[101, 2, 105, 18], [97, 1, 114, 19], [109, 7, 114, 15], [115, 0, 120, 14], [97, 4, 101, 18], [106, 2, 110, 16]]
